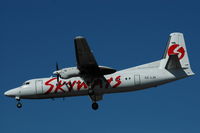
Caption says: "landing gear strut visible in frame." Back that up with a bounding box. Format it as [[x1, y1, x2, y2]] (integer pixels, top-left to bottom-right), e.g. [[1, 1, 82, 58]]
[[88, 89, 99, 110], [15, 97, 22, 108], [88, 89, 94, 96]]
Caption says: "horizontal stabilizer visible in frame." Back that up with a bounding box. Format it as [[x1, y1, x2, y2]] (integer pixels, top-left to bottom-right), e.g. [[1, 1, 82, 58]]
[[165, 54, 182, 70]]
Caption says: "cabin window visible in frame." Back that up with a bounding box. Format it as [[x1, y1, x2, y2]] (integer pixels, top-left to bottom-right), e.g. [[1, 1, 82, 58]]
[[23, 82, 30, 85]]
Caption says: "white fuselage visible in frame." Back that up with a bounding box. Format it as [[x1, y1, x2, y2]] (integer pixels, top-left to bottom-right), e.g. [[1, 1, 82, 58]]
[[5, 65, 187, 99], [4, 33, 195, 110]]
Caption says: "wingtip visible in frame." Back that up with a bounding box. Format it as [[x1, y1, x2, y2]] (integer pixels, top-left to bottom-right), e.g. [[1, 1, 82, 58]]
[[170, 32, 183, 36], [75, 36, 85, 39]]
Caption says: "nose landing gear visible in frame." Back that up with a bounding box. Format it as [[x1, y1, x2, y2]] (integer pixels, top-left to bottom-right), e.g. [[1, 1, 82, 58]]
[[15, 97, 22, 108], [16, 102, 22, 108]]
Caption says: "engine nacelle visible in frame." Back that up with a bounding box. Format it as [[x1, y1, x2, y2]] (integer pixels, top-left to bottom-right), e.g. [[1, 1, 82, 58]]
[[59, 67, 80, 79], [53, 66, 116, 79]]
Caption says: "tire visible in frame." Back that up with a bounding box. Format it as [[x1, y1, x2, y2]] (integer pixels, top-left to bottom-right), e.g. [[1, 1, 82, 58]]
[[16, 103, 22, 108], [92, 103, 98, 110]]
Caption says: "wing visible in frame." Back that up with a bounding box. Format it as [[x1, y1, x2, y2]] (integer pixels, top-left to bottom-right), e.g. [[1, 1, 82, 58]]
[[74, 36, 102, 76], [74, 36, 111, 101]]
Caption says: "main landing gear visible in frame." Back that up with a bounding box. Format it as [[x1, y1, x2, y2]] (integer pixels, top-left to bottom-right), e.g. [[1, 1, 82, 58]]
[[92, 102, 98, 110], [15, 97, 22, 108], [88, 89, 99, 110]]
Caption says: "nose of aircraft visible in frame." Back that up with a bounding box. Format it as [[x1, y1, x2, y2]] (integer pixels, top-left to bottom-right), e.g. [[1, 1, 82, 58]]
[[4, 88, 18, 97]]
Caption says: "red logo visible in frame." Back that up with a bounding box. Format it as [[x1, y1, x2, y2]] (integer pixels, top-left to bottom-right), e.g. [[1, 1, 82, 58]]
[[44, 76, 122, 94], [168, 44, 185, 60]]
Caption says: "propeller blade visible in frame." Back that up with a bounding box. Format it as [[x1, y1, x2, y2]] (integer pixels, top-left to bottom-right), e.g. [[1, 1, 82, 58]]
[[56, 62, 59, 70], [55, 62, 60, 85], [57, 74, 59, 84]]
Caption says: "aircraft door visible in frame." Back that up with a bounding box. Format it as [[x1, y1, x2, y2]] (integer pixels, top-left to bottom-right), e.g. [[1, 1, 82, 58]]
[[35, 80, 43, 94], [134, 75, 141, 86]]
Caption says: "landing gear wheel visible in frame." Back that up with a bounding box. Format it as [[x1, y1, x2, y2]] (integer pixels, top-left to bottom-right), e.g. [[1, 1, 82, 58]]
[[16, 102, 22, 108], [92, 102, 99, 110]]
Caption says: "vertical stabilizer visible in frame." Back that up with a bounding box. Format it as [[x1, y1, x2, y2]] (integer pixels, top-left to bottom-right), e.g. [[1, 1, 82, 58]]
[[162, 32, 194, 76]]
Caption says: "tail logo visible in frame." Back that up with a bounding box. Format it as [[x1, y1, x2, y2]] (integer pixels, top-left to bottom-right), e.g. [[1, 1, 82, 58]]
[[168, 44, 185, 60]]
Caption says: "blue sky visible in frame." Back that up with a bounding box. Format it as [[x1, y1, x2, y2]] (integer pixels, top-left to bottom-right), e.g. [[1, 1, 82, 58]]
[[1, 0, 199, 132]]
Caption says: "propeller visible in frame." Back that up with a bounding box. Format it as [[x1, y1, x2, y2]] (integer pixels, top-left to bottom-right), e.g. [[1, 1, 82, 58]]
[[54, 62, 60, 85]]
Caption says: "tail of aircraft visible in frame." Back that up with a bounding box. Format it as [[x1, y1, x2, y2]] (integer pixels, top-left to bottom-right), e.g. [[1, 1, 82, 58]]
[[161, 32, 194, 76]]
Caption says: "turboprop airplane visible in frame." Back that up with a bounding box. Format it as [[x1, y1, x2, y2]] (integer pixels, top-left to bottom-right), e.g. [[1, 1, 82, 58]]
[[4, 32, 194, 110]]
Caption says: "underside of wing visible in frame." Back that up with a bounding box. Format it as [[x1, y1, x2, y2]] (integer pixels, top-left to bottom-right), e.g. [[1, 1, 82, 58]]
[[74, 36, 114, 90], [74, 36, 102, 76]]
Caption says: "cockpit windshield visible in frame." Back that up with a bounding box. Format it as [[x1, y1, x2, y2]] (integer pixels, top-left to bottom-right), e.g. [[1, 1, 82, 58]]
[[23, 82, 30, 85]]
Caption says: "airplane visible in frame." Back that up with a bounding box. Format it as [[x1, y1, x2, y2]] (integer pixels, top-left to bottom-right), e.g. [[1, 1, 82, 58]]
[[4, 32, 195, 110]]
